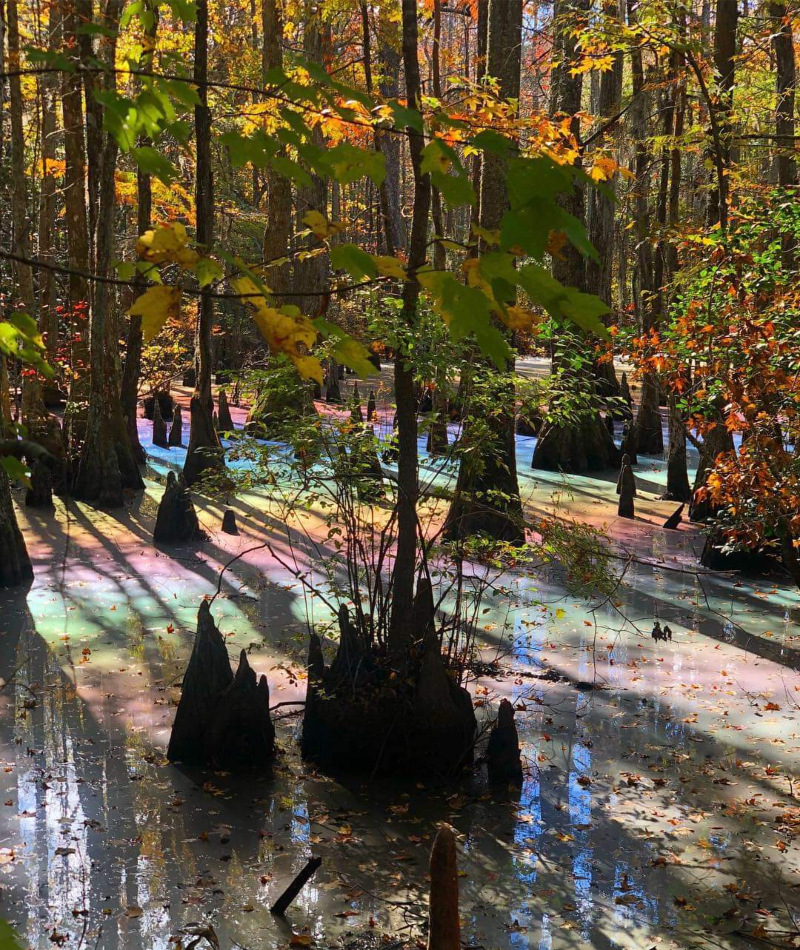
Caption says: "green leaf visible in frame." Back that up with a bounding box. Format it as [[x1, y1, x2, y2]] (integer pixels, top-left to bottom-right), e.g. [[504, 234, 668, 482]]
[[130, 146, 178, 184], [330, 244, 378, 282], [219, 130, 275, 168], [517, 264, 609, 337], [1, 457, 31, 490], [314, 318, 377, 377], [76, 22, 117, 37], [472, 129, 514, 156], [195, 257, 223, 288], [270, 155, 312, 187], [430, 169, 475, 207], [388, 100, 424, 133]]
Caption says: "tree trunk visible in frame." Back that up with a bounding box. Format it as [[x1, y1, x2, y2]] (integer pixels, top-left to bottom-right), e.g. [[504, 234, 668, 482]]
[[121, 7, 159, 466], [586, 0, 623, 397], [73, 0, 144, 505], [8, 0, 44, 423], [663, 394, 691, 501], [0, 471, 32, 588], [261, 0, 292, 295], [60, 0, 92, 448], [293, 3, 329, 315], [770, 0, 796, 267], [444, 0, 525, 544], [629, 17, 664, 455], [706, 0, 738, 229], [388, 0, 432, 655], [38, 4, 61, 406], [183, 0, 224, 485], [532, 0, 619, 473]]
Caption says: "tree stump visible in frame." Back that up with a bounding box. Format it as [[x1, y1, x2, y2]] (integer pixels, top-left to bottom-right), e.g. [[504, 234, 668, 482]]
[[0, 471, 33, 588], [207, 651, 275, 769], [366, 390, 377, 422], [152, 397, 169, 448], [154, 471, 201, 543], [427, 826, 460, 950], [486, 698, 523, 784], [168, 403, 183, 446], [168, 601, 234, 764], [182, 368, 196, 388], [25, 461, 53, 509], [221, 509, 238, 535], [368, 351, 381, 372], [218, 388, 234, 432], [337, 363, 345, 380], [617, 454, 636, 518]]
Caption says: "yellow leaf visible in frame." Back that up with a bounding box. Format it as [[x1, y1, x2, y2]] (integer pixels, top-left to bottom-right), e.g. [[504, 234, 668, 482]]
[[135, 222, 191, 263], [128, 285, 181, 341], [372, 256, 407, 280], [302, 210, 343, 240]]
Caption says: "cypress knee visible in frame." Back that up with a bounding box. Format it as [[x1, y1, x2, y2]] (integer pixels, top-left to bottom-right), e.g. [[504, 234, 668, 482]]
[[486, 698, 523, 784], [617, 454, 636, 519], [154, 470, 201, 543], [152, 397, 169, 448], [169, 403, 183, 446], [167, 601, 234, 763], [427, 826, 460, 950], [218, 388, 234, 432]]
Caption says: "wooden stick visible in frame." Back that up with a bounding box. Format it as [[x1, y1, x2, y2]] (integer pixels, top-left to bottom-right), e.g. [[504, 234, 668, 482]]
[[270, 856, 322, 916]]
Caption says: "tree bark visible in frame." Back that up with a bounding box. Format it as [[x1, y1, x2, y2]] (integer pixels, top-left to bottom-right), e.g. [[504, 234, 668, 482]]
[[183, 0, 224, 485], [770, 0, 796, 266], [121, 3, 159, 466], [261, 0, 292, 295], [73, 0, 144, 505], [706, 0, 738, 229], [629, 14, 664, 455], [444, 0, 525, 544], [388, 0, 432, 655]]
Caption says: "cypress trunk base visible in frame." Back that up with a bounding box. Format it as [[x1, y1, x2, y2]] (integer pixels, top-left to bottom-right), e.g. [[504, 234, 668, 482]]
[[532, 413, 620, 473], [183, 394, 225, 486], [72, 404, 144, 507], [302, 609, 476, 777]]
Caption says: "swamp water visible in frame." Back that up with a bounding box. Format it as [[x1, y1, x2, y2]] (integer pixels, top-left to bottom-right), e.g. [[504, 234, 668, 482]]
[[0, 400, 799, 950]]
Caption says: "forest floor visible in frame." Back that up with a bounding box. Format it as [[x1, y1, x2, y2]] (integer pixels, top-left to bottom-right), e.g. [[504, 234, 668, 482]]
[[0, 361, 799, 950]]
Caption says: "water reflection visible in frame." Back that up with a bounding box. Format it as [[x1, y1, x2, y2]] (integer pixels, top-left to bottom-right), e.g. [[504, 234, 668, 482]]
[[0, 444, 798, 948]]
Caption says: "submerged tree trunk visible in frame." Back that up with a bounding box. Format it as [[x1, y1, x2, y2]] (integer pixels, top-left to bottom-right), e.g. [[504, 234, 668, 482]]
[[183, 0, 224, 485], [444, 0, 524, 544]]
